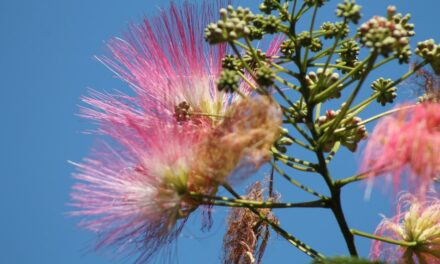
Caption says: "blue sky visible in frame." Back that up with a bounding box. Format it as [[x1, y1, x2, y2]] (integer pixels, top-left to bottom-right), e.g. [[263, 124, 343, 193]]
[[1, 0, 439, 263]]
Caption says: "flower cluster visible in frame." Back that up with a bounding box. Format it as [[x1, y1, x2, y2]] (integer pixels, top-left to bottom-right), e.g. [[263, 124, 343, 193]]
[[317, 110, 368, 152], [416, 39, 440, 75], [370, 77, 397, 106], [305, 68, 342, 99], [358, 7, 414, 61]]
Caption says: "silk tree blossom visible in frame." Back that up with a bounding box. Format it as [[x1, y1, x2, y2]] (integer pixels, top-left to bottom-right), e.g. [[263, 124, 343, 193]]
[[81, 0, 281, 136], [371, 193, 440, 263], [82, 0, 230, 135], [71, 97, 282, 261], [83, 0, 254, 133], [70, 123, 213, 262], [361, 103, 440, 198]]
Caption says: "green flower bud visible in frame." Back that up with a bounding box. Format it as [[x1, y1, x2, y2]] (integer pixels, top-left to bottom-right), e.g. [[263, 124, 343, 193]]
[[317, 110, 368, 152], [256, 65, 275, 87], [321, 22, 350, 39], [217, 70, 241, 93], [222, 55, 242, 71], [259, 0, 280, 14], [336, 0, 362, 24], [310, 37, 323, 52], [358, 11, 413, 58], [280, 39, 296, 58], [204, 6, 254, 44], [305, 68, 342, 99], [297, 31, 312, 47], [371, 78, 397, 106], [336, 40, 360, 72], [416, 39, 440, 75]]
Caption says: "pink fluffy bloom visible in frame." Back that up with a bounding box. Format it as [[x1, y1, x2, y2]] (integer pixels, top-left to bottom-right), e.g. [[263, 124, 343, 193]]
[[370, 193, 440, 263], [81, 0, 282, 135], [71, 122, 214, 262], [83, 0, 242, 134], [361, 103, 440, 198]]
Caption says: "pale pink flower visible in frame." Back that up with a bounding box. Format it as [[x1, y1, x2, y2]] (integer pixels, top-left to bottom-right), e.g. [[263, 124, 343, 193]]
[[71, 122, 213, 262], [371, 193, 440, 263], [81, 0, 282, 135], [82, 0, 245, 136], [361, 103, 440, 198]]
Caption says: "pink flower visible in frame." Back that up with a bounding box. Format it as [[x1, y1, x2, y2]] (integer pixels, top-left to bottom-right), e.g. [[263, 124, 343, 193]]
[[70, 122, 212, 261], [361, 103, 440, 198], [370, 193, 440, 263], [81, 0, 282, 135], [82, 0, 246, 136]]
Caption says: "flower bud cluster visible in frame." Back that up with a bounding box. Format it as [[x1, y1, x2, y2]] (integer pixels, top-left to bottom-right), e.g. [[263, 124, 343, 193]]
[[305, 68, 342, 99], [205, 6, 254, 44], [336, 0, 362, 24], [253, 15, 281, 34], [217, 70, 241, 93], [370, 78, 397, 106], [336, 40, 360, 72], [222, 55, 242, 71], [358, 12, 413, 60], [416, 39, 440, 75], [286, 101, 308, 123], [317, 110, 368, 152], [280, 39, 295, 58], [295, 32, 323, 52], [320, 21, 350, 39], [256, 65, 275, 87], [259, 0, 280, 14]]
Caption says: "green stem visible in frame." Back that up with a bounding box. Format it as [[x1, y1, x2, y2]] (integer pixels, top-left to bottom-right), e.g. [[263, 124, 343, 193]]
[[271, 162, 328, 199], [308, 37, 354, 63], [325, 141, 340, 164], [335, 104, 417, 133], [275, 156, 317, 172], [272, 148, 317, 167], [351, 229, 417, 247], [301, 5, 318, 72], [285, 134, 314, 151], [190, 192, 329, 209], [335, 172, 368, 188]]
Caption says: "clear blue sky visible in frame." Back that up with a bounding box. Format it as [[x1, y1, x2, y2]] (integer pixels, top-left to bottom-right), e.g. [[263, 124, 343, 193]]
[[1, 0, 439, 263]]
